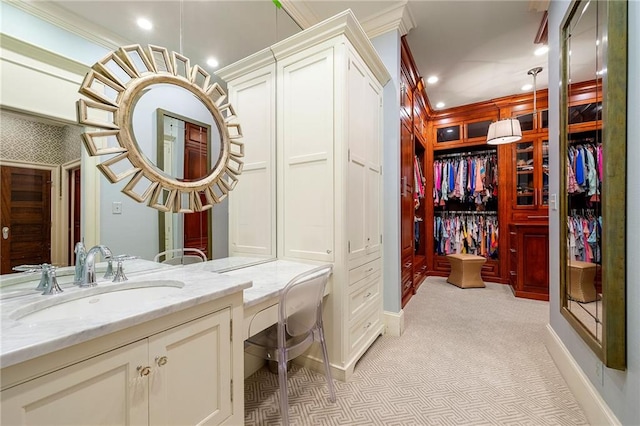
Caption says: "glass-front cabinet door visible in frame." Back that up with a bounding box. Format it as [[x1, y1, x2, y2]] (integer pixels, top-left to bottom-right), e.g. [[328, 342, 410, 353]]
[[514, 138, 548, 209], [515, 141, 535, 206], [541, 139, 549, 206]]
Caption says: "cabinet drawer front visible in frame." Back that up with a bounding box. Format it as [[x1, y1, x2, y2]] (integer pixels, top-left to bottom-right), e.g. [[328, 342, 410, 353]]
[[348, 304, 382, 353], [348, 258, 380, 287], [348, 272, 381, 320]]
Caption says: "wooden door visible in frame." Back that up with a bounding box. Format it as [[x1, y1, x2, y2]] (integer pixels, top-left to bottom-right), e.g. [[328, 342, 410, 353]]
[[0, 166, 51, 274], [183, 122, 210, 257], [400, 121, 414, 306]]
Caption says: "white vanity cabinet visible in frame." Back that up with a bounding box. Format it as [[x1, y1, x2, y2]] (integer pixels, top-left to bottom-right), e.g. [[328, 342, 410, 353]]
[[219, 10, 390, 380], [1, 296, 241, 425]]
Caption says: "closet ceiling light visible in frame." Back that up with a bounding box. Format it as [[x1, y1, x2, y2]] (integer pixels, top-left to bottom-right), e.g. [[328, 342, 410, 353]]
[[522, 84, 533, 91], [435, 102, 445, 108], [486, 118, 522, 145], [206, 57, 219, 68], [427, 76, 439, 84]]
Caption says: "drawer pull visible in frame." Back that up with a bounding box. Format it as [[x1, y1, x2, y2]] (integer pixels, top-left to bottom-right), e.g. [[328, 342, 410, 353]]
[[365, 292, 372, 299], [363, 321, 372, 331], [510, 249, 516, 253], [155, 356, 168, 367], [137, 366, 151, 377], [365, 268, 374, 273]]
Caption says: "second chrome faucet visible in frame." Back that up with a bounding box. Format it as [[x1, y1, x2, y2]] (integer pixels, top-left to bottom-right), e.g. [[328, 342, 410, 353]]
[[78, 245, 113, 287]]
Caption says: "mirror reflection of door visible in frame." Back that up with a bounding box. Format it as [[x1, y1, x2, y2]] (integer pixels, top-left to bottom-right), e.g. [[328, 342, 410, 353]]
[[68, 166, 81, 265], [0, 166, 51, 274], [159, 112, 212, 258]]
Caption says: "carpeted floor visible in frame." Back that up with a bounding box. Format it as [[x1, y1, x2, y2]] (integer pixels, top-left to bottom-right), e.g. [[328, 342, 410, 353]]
[[244, 276, 588, 425]]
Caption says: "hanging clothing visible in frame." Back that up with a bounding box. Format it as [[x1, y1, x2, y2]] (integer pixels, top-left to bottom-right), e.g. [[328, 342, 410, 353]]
[[433, 212, 498, 259]]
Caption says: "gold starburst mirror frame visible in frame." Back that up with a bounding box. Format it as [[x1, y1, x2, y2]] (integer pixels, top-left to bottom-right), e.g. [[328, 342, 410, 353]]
[[77, 44, 244, 213]]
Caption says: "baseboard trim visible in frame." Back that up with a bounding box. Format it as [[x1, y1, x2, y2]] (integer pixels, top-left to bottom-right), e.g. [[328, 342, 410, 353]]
[[383, 309, 405, 336], [544, 325, 620, 426]]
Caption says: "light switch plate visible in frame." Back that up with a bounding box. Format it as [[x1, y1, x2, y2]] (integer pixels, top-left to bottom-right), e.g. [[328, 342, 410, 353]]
[[112, 201, 122, 214], [550, 193, 557, 210]]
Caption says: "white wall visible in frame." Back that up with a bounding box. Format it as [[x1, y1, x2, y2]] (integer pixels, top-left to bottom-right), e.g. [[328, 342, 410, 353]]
[[548, 1, 640, 424], [371, 30, 402, 314]]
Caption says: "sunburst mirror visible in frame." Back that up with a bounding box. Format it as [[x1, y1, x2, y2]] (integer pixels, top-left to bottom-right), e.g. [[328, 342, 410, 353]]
[[77, 44, 244, 213]]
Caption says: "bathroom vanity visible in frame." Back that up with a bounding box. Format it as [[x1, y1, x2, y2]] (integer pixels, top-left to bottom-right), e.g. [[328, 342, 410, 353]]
[[0, 257, 330, 425], [0, 263, 250, 425]]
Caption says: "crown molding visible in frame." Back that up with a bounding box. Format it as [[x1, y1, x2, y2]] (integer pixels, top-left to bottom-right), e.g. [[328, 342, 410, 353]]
[[5, 0, 129, 51], [270, 10, 390, 86], [360, 1, 416, 38], [279, 0, 321, 29]]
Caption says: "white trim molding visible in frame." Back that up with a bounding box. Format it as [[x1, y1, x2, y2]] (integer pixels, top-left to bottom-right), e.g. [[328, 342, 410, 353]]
[[361, 1, 416, 39], [384, 309, 405, 337], [279, 0, 321, 29], [544, 325, 620, 426]]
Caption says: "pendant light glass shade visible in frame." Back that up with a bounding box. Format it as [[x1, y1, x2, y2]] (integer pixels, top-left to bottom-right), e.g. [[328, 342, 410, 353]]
[[486, 118, 522, 145]]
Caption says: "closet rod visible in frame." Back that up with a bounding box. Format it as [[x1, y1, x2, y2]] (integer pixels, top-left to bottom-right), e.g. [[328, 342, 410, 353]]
[[434, 149, 497, 159], [434, 210, 498, 216]]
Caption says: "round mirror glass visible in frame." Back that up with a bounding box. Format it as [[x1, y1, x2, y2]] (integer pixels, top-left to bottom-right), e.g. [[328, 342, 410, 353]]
[[131, 84, 223, 181]]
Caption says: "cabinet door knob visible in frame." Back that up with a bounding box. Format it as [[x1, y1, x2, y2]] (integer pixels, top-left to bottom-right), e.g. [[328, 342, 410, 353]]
[[155, 356, 168, 367], [326, 249, 332, 254], [137, 366, 151, 377]]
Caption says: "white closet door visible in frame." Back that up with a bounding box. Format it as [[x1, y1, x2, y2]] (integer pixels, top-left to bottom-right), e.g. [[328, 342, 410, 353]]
[[228, 66, 276, 256], [279, 46, 335, 262], [347, 54, 369, 261], [365, 77, 383, 256]]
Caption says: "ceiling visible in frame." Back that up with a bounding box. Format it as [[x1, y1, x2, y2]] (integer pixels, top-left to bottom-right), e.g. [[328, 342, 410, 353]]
[[9, 0, 550, 110]]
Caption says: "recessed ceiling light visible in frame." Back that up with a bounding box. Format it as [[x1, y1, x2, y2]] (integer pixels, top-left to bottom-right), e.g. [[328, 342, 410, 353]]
[[137, 18, 153, 30], [534, 46, 549, 56], [435, 102, 445, 108], [427, 76, 439, 84], [206, 57, 219, 68], [521, 84, 533, 91]]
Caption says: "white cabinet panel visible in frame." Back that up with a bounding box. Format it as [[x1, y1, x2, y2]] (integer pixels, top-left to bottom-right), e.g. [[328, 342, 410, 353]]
[[229, 67, 276, 257], [148, 309, 232, 426], [1, 340, 149, 426], [280, 48, 335, 261]]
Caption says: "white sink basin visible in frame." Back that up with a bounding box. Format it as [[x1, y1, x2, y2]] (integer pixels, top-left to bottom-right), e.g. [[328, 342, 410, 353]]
[[11, 280, 184, 324]]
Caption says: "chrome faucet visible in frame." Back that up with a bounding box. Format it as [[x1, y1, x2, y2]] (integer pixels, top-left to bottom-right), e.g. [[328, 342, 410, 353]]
[[79, 245, 113, 287]]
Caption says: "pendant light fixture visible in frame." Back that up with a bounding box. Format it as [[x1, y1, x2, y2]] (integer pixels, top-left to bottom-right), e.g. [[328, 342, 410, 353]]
[[486, 118, 522, 145]]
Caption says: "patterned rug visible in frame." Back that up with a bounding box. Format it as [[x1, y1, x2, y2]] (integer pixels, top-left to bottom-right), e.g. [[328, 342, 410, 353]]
[[244, 277, 588, 425]]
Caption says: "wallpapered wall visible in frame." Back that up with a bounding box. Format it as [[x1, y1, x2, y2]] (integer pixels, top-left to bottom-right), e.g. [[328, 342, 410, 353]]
[[0, 111, 82, 165]]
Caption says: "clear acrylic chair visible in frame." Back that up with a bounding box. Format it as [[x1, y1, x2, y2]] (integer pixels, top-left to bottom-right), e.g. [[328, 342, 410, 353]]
[[244, 264, 336, 425], [153, 248, 207, 265]]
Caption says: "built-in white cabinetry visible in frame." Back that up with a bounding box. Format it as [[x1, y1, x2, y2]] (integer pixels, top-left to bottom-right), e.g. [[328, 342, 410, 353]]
[[226, 57, 277, 258], [219, 10, 390, 380], [1, 297, 242, 425]]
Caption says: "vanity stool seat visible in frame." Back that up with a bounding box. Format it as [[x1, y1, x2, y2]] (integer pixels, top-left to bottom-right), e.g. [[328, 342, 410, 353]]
[[446, 254, 486, 288], [568, 260, 597, 303]]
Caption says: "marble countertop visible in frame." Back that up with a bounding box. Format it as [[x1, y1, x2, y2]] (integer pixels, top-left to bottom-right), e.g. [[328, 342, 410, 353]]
[[0, 266, 251, 369], [186, 258, 328, 308], [220, 260, 329, 308]]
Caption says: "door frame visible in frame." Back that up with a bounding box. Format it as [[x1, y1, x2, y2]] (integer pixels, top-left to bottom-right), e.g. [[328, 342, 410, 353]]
[[61, 159, 81, 265], [0, 160, 63, 266]]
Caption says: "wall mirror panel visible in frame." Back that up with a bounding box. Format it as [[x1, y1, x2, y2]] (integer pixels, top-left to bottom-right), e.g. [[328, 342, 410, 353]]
[[559, 0, 627, 370], [0, 2, 300, 282]]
